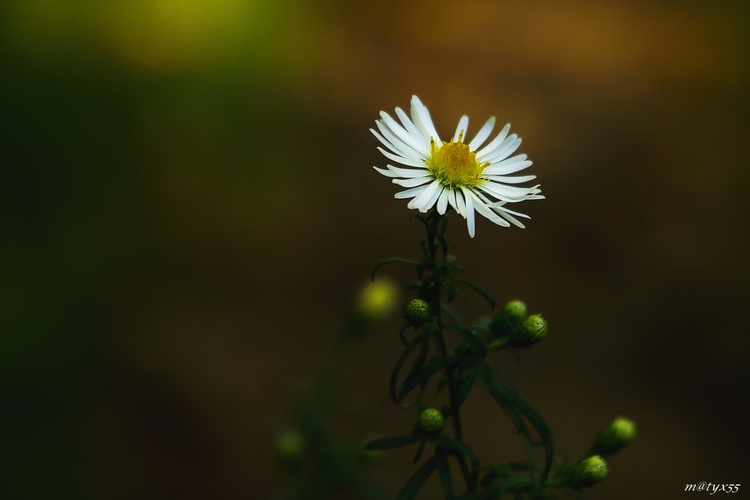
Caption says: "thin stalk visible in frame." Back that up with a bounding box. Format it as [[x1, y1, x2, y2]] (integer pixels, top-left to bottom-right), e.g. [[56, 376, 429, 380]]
[[423, 210, 476, 492]]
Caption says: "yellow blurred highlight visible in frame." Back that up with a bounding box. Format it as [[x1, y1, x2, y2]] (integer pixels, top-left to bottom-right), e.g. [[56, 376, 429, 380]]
[[356, 279, 399, 321], [95, 0, 255, 73]]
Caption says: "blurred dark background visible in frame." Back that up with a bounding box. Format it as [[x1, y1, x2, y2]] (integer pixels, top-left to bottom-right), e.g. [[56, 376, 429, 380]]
[[2, 0, 749, 498]]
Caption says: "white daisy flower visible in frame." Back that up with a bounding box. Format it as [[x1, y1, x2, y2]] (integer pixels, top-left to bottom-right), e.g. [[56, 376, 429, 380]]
[[372, 95, 544, 237]]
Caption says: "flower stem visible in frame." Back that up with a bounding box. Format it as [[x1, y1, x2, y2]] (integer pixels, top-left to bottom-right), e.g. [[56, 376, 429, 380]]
[[423, 210, 475, 492]]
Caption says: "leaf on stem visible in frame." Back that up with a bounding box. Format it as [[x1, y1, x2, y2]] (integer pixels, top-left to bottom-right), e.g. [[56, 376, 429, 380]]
[[436, 435, 480, 466], [365, 434, 424, 451], [412, 439, 427, 464], [397, 456, 438, 500], [436, 453, 454, 498], [489, 475, 536, 495], [452, 278, 497, 309], [397, 353, 455, 402], [478, 364, 554, 482], [371, 257, 420, 281], [456, 360, 483, 406], [390, 334, 424, 404]]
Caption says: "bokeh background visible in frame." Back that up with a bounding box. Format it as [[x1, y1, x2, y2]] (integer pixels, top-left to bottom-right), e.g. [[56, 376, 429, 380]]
[[2, 0, 749, 498]]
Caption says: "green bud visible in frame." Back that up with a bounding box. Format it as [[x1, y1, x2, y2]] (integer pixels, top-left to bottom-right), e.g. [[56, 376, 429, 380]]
[[490, 300, 527, 338], [592, 417, 637, 456], [404, 298, 431, 325], [418, 408, 444, 433], [277, 429, 305, 459], [507, 314, 548, 348], [566, 455, 608, 489], [502, 300, 527, 321]]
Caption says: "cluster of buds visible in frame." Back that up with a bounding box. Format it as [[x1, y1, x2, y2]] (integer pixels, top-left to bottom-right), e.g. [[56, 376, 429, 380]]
[[560, 417, 636, 490], [488, 300, 548, 349]]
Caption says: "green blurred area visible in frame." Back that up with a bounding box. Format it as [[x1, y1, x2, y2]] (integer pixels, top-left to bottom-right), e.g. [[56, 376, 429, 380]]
[[2, 0, 749, 498]]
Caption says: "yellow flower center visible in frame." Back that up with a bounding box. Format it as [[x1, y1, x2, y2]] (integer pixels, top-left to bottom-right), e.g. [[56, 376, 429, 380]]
[[426, 136, 488, 188]]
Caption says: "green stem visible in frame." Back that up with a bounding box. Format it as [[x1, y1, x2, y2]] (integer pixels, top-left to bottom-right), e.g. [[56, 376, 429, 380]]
[[423, 210, 476, 492]]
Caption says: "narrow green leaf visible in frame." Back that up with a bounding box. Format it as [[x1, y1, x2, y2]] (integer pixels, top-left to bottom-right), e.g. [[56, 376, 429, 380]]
[[409, 213, 429, 230], [439, 213, 449, 236], [457, 360, 482, 406], [436, 453, 454, 499], [453, 278, 497, 309], [435, 435, 480, 465], [365, 434, 423, 451], [452, 493, 489, 500], [478, 363, 554, 482], [412, 439, 427, 464], [404, 333, 431, 387], [390, 334, 424, 404], [397, 353, 454, 401], [397, 456, 437, 500], [446, 281, 457, 303], [490, 475, 535, 495], [477, 365, 537, 474], [458, 328, 487, 356], [441, 303, 464, 327], [503, 388, 555, 482], [479, 465, 504, 488], [371, 257, 420, 281]]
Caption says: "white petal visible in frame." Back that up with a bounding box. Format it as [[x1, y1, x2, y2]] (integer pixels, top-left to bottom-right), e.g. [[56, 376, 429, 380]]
[[395, 107, 428, 150], [410, 96, 441, 145], [372, 125, 423, 161], [479, 133, 517, 161], [419, 184, 443, 213], [483, 174, 536, 184], [478, 182, 540, 202], [490, 203, 531, 219], [468, 116, 495, 151], [483, 137, 522, 163], [436, 188, 449, 215], [454, 188, 467, 219], [407, 180, 441, 210], [467, 190, 510, 227], [482, 157, 532, 175], [492, 205, 527, 228], [453, 115, 469, 142], [379, 111, 428, 154], [461, 186, 476, 237], [395, 185, 427, 200], [385, 165, 431, 178], [373, 166, 397, 178], [448, 189, 459, 215], [377, 147, 427, 168], [393, 176, 433, 188], [476, 123, 510, 157]]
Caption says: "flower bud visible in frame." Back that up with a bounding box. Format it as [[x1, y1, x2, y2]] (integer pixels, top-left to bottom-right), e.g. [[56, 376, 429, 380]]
[[566, 455, 608, 489], [418, 408, 444, 433], [502, 300, 527, 322], [591, 417, 637, 456], [507, 314, 548, 348], [404, 298, 431, 325], [489, 300, 528, 337]]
